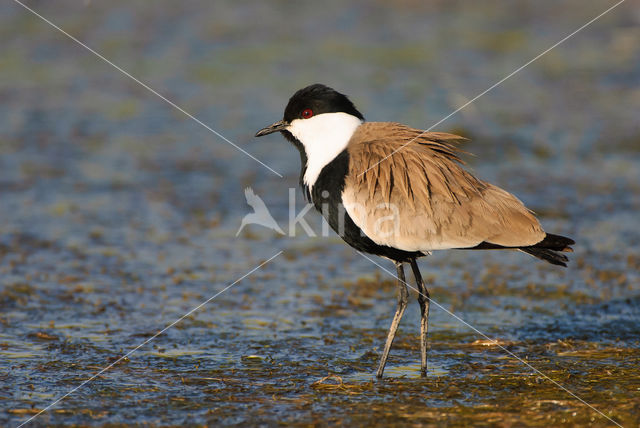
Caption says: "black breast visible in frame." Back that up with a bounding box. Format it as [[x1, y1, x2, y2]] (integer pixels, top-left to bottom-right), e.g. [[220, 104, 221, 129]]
[[310, 149, 424, 263]]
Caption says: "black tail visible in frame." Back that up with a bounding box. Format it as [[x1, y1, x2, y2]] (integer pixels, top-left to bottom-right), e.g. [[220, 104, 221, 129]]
[[519, 233, 575, 267], [468, 233, 575, 267]]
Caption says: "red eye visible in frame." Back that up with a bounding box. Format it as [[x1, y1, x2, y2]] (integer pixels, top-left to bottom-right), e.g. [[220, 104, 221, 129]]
[[301, 108, 313, 119]]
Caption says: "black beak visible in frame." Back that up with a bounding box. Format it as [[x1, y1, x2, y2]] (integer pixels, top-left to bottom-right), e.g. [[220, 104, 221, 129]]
[[255, 120, 288, 137]]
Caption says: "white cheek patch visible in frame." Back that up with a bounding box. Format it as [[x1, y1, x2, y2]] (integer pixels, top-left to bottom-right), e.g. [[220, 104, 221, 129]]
[[287, 112, 362, 189]]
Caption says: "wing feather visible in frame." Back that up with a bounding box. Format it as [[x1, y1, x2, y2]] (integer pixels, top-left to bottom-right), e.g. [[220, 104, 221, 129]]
[[343, 122, 545, 251]]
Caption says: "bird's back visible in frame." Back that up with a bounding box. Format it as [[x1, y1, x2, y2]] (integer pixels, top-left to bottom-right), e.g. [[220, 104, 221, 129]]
[[343, 122, 546, 252]]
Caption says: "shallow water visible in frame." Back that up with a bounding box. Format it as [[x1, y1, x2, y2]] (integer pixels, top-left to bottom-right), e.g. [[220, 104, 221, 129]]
[[1, 1, 639, 426]]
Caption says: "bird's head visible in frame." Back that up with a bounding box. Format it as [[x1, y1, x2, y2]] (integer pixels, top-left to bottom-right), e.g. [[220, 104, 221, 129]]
[[255, 84, 364, 154]]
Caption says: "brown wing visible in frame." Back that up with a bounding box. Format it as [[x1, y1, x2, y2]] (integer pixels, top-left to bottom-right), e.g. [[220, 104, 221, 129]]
[[342, 122, 545, 251]]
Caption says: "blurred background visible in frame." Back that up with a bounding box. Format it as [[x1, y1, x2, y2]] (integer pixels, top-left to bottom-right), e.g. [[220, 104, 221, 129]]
[[1, 0, 639, 426]]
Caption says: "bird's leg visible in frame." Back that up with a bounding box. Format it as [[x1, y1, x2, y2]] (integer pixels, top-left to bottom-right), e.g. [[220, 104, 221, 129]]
[[376, 261, 409, 378], [410, 258, 430, 377]]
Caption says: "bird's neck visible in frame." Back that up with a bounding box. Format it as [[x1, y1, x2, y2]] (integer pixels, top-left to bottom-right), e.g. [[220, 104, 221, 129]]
[[286, 112, 362, 191]]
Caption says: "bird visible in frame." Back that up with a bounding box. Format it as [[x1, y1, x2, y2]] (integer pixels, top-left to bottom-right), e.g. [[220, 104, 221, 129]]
[[255, 83, 574, 378], [236, 187, 285, 236]]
